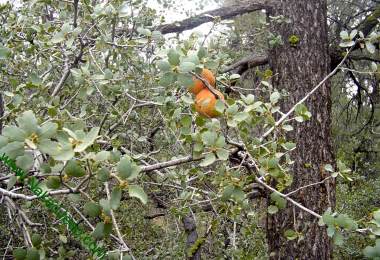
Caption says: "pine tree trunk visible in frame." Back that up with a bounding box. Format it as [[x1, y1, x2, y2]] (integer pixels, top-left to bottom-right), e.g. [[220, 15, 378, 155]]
[[266, 0, 336, 259]]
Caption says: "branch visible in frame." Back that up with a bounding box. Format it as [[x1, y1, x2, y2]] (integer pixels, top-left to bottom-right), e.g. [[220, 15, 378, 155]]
[[4, 197, 42, 226], [104, 182, 136, 260], [140, 155, 203, 173], [73, 0, 79, 28], [254, 176, 322, 218], [156, 0, 275, 34], [261, 48, 352, 140], [50, 40, 86, 98], [222, 55, 268, 74], [190, 72, 228, 104], [285, 177, 333, 197]]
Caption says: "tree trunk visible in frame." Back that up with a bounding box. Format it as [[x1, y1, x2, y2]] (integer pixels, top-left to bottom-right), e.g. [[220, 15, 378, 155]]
[[266, 0, 336, 259]]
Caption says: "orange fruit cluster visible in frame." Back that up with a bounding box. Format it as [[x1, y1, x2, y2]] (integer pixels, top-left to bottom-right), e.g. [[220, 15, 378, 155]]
[[188, 69, 224, 118]]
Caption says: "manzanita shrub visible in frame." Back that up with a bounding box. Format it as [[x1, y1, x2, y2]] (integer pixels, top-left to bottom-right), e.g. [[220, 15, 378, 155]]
[[0, 0, 379, 259]]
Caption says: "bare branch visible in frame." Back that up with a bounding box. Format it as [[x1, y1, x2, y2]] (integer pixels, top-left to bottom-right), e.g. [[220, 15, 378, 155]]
[[140, 155, 203, 173], [285, 177, 333, 197], [222, 55, 268, 74], [104, 182, 136, 260], [261, 49, 352, 140], [4, 197, 42, 226], [254, 176, 322, 218], [156, 0, 276, 35]]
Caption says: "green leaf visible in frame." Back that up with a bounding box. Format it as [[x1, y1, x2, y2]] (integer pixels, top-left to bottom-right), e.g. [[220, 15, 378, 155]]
[[374, 210, 380, 222], [183, 54, 200, 65], [366, 42, 376, 54], [16, 153, 34, 171], [281, 142, 296, 151], [2, 126, 27, 142], [128, 185, 148, 204], [242, 94, 255, 105], [46, 176, 61, 189], [284, 229, 298, 240], [231, 187, 246, 202], [168, 49, 180, 66], [74, 127, 99, 152], [295, 103, 308, 115], [333, 231, 344, 246], [84, 202, 102, 217], [26, 248, 40, 260], [54, 147, 75, 161], [110, 187, 122, 210], [159, 72, 176, 87], [59, 234, 67, 243], [39, 122, 58, 139], [226, 104, 239, 116], [179, 61, 195, 73], [92, 222, 107, 240], [197, 47, 208, 59], [270, 192, 287, 209], [234, 112, 250, 122], [215, 136, 226, 148], [215, 100, 225, 114], [340, 30, 349, 39], [216, 149, 229, 161], [137, 27, 151, 36], [7, 175, 17, 190], [51, 31, 65, 43], [270, 92, 281, 104], [324, 164, 334, 172], [0, 47, 11, 59], [157, 60, 171, 72], [201, 131, 217, 146], [96, 167, 110, 182], [335, 214, 358, 230], [363, 239, 380, 258], [99, 199, 111, 215], [268, 205, 279, 214], [322, 211, 335, 226], [31, 234, 42, 247], [339, 41, 355, 48], [221, 185, 234, 201], [282, 125, 293, 131], [16, 111, 39, 135], [0, 136, 9, 147], [178, 73, 194, 87], [327, 225, 335, 237], [117, 157, 141, 180], [0, 141, 25, 159], [65, 160, 86, 177], [199, 153, 216, 167], [181, 95, 194, 105], [94, 151, 110, 162], [13, 248, 27, 260]]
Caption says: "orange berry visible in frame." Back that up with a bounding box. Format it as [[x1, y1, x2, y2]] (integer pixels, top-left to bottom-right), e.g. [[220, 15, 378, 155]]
[[188, 69, 216, 95], [194, 89, 225, 118]]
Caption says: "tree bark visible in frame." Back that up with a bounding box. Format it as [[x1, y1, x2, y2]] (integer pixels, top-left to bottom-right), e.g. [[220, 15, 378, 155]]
[[266, 1, 336, 259]]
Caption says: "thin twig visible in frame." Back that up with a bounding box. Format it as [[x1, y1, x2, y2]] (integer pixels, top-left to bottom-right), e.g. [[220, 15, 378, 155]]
[[261, 49, 352, 140]]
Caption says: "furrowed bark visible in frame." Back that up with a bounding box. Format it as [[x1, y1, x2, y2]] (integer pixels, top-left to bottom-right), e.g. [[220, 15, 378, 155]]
[[266, 0, 335, 259]]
